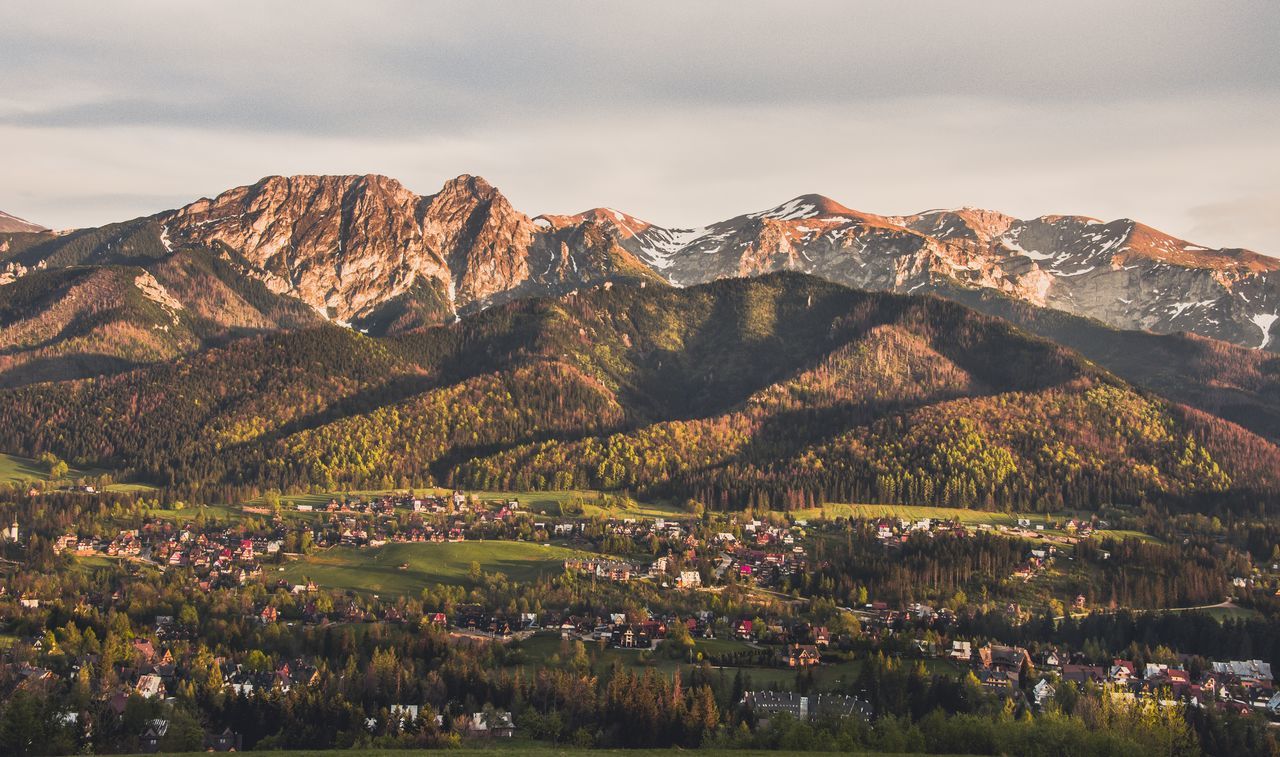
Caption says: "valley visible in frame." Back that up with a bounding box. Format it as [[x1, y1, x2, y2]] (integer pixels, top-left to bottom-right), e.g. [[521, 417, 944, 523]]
[[5, 182, 1280, 756]]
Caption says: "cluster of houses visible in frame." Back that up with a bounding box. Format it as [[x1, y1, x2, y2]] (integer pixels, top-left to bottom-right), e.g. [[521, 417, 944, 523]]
[[415, 605, 836, 668], [0, 613, 517, 751], [563, 557, 640, 582], [936, 639, 1279, 716], [57, 526, 275, 590], [39, 491, 825, 618], [870, 515, 1100, 546]]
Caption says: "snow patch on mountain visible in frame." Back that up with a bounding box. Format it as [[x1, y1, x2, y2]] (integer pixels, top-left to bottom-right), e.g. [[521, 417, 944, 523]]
[[1252, 313, 1279, 349], [751, 197, 821, 221]]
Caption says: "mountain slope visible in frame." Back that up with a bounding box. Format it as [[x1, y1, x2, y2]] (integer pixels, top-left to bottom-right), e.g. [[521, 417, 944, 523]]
[[0, 265, 199, 387], [930, 283, 1280, 446], [564, 197, 1280, 351], [0, 210, 45, 234], [0, 273, 1275, 513], [0, 244, 326, 387]]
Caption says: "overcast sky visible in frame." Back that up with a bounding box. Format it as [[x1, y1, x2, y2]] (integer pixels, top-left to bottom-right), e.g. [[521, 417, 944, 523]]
[[2, 1, 1278, 253]]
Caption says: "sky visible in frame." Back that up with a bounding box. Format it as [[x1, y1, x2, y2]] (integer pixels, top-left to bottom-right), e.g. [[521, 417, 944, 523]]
[[2, 1, 1278, 254]]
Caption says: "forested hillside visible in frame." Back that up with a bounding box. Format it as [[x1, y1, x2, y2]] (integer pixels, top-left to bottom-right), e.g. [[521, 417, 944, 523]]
[[936, 283, 1280, 445], [1, 273, 1277, 512]]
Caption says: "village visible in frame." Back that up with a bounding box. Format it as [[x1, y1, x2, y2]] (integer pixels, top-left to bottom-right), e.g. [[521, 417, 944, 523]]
[[2, 489, 1278, 750]]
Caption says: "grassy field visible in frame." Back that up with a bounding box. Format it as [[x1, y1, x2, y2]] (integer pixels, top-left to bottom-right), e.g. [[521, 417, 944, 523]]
[[0, 452, 106, 485], [102, 481, 160, 493], [0, 452, 157, 493], [799, 503, 1159, 542], [246, 487, 690, 520], [129, 749, 928, 757], [1161, 603, 1261, 623], [0, 452, 59, 483], [142, 503, 256, 522], [796, 503, 1021, 525], [1092, 528, 1163, 544], [795, 503, 1066, 528], [278, 541, 600, 596]]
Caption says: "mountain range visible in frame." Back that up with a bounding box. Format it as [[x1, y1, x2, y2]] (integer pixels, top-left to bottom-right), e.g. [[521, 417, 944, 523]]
[[4, 173, 1278, 350], [3, 174, 1280, 510]]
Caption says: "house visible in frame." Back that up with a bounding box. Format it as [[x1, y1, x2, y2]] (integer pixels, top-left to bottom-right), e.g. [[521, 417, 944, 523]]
[[1032, 678, 1056, 707], [735, 619, 754, 640], [978, 669, 1020, 689], [132, 638, 157, 663], [1109, 659, 1136, 684], [677, 570, 701, 588], [466, 710, 515, 738], [949, 640, 973, 662], [204, 728, 242, 752], [140, 719, 168, 753], [1212, 659, 1273, 686], [614, 624, 650, 649], [812, 626, 830, 646], [1062, 664, 1105, 685], [786, 644, 821, 668], [135, 674, 166, 699], [979, 644, 1031, 674], [1265, 692, 1280, 716]]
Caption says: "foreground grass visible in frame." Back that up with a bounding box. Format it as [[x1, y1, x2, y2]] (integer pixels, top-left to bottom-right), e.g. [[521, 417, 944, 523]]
[[126, 749, 935, 757], [277, 541, 601, 596]]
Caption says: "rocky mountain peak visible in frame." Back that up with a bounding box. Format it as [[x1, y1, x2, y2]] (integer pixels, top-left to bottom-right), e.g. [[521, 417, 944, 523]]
[[164, 173, 441, 323]]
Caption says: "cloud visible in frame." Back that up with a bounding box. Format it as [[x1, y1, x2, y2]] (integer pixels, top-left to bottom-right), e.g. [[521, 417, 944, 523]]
[[1187, 194, 1280, 255], [0, 1, 1277, 253]]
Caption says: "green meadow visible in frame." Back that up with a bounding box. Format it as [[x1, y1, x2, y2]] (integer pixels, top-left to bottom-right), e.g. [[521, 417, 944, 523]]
[[246, 487, 690, 519], [0, 451, 157, 493], [277, 541, 601, 596]]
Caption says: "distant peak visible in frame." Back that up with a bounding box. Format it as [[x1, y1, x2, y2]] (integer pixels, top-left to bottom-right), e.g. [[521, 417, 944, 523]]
[[434, 174, 502, 203], [790, 194, 858, 216], [575, 207, 650, 228], [0, 210, 47, 233], [753, 194, 858, 221]]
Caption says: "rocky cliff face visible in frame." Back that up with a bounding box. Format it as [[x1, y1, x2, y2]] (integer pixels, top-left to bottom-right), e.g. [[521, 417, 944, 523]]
[[161, 174, 658, 328]]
